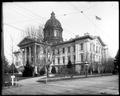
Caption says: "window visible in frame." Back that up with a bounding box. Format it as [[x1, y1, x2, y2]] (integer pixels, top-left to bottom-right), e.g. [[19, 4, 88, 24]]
[[81, 53, 84, 62], [62, 48, 65, 54], [68, 56, 71, 61], [80, 43, 84, 50], [96, 46, 97, 53], [90, 43, 92, 51], [58, 57, 60, 64], [96, 46, 98, 53], [99, 56, 101, 62], [53, 59, 55, 64], [73, 45, 75, 52], [58, 49, 59, 54], [99, 48, 101, 53], [93, 44, 95, 52], [73, 55, 76, 63], [54, 30, 57, 37], [53, 50, 55, 55], [48, 31, 50, 36], [57, 31, 59, 37], [90, 53, 92, 62], [63, 56, 65, 64], [93, 54, 95, 61], [68, 46, 70, 53]]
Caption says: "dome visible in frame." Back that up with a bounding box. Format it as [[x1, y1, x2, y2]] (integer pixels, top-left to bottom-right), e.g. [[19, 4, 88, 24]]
[[44, 12, 62, 28]]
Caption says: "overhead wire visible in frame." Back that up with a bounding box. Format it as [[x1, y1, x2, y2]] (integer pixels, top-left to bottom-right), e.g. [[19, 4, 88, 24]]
[[4, 4, 36, 21], [3, 23, 26, 40], [4, 4, 45, 25], [68, 2, 106, 36], [56, 2, 100, 37], [14, 3, 47, 20], [53, 3, 98, 18], [3, 23, 25, 32]]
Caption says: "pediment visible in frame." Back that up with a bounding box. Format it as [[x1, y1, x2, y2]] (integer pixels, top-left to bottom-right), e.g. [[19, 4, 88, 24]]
[[18, 37, 34, 47], [95, 36, 105, 46]]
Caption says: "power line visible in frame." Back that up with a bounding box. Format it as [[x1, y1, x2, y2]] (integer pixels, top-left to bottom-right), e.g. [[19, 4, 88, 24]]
[[4, 18, 43, 24], [5, 4, 35, 20], [67, 3, 105, 36], [14, 3, 47, 20], [4, 4, 46, 25], [3, 23, 25, 32], [54, 3, 98, 18]]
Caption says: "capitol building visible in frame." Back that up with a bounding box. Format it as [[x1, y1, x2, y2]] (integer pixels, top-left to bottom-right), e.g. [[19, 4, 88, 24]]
[[14, 12, 108, 75]]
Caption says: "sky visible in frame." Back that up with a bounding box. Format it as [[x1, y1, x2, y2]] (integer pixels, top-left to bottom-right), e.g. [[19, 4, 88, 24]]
[[3, 2, 119, 64]]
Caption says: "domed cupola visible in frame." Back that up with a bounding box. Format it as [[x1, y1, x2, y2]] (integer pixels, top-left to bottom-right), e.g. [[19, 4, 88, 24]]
[[43, 12, 63, 44]]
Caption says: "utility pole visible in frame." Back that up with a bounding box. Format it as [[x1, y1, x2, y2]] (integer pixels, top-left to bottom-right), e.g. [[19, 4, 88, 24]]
[[10, 35, 15, 86], [11, 36, 14, 75], [45, 44, 48, 83]]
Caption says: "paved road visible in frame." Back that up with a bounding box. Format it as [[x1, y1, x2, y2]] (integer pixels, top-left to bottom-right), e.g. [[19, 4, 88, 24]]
[[2, 75, 119, 95]]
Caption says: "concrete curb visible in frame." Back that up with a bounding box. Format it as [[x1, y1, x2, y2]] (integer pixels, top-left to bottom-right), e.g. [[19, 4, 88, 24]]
[[37, 73, 113, 83]]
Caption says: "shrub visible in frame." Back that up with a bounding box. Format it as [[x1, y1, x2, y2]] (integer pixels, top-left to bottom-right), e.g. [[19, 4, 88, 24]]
[[3, 57, 10, 74], [22, 63, 34, 77], [51, 66, 56, 74], [9, 63, 18, 73], [67, 60, 72, 68], [39, 67, 45, 76]]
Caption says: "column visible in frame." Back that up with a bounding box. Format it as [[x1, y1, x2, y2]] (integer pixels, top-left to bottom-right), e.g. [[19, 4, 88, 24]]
[[20, 48, 24, 66], [25, 48, 27, 65], [34, 44, 36, 66], [29, 46, 31, 64]]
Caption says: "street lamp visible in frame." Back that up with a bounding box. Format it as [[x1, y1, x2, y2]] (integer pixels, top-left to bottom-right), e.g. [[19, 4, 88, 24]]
[[47, 52, 51, 77], [85, 61, 89, 78]]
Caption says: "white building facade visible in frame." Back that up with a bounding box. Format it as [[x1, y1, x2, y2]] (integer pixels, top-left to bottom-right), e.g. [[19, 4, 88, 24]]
[[15, 12, 108, 75], [51, 33, 108, 74]]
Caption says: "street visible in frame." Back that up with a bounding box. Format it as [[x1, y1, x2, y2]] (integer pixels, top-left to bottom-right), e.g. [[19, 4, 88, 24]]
[[2, 75, 119, 95]]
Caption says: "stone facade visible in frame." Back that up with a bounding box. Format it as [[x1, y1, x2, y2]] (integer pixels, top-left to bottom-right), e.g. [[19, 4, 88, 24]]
[[51, 33, 108, 74], [16, 12, 108, 75]]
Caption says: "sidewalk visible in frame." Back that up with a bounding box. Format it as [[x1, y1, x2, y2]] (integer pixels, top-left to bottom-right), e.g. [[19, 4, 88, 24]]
[[17, 75, 46, 85], [38, 73, 113, 83]]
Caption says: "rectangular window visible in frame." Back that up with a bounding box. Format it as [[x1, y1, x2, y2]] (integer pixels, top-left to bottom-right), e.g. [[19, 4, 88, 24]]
[[90, 43, 92, 51], [99, 48, 101, 53], [54, 30, 57, 37], [81, 53, 84, 62], [73, 45, 75, 52], [58, 57, 60, 64], [68, 46, 70, 53], [68, 56, 71, 61], [90, 53, 92, 62], [58, 49, 59, 54], [73, 55, 76, 63], [62, 48, 65, 54], [53, 49, 55, 55], [93, 54, 95, 62], [96, 46, 98, 53], [80, 43, 84, 50], [93, 44, 95, 52], [53, 59, 55, 64], [63, 56, 65, 64]]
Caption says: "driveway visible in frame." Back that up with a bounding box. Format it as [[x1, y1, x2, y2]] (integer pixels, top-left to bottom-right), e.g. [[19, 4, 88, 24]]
[[17, 76, 46, 86]]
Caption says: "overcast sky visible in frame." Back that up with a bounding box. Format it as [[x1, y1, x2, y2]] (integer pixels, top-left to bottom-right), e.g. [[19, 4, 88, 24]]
[[3, 2, 119, 63]]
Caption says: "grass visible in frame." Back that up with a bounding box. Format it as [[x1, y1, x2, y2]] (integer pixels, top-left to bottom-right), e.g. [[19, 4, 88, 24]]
[[2, 73, 35, 87], [38, 73, 113, 83]]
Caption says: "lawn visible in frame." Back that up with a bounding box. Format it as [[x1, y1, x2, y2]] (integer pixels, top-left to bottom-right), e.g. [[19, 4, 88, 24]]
[[2, 73, 35, 87]]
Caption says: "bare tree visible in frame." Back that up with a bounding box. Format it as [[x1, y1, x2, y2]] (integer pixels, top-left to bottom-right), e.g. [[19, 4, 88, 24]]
[[23, 25, 44, 42]]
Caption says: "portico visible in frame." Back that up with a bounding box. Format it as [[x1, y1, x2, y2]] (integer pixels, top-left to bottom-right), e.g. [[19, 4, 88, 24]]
[[18, 37, 45, 71]]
